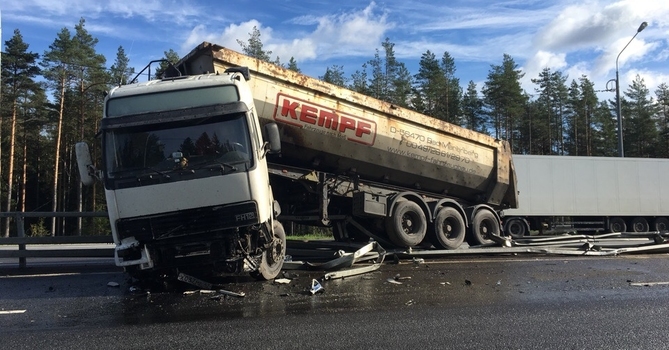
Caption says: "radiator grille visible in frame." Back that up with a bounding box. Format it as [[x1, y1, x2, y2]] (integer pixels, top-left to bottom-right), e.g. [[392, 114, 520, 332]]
[[116, 202, 258, 241]]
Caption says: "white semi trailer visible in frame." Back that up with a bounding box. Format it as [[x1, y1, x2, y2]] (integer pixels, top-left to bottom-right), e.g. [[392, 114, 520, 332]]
[[500, 155, 669, 237], [76, 42, 518, 284]]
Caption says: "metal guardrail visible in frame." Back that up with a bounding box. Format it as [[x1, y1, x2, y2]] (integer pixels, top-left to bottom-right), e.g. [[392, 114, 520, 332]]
[[0, 212, 113, 268]]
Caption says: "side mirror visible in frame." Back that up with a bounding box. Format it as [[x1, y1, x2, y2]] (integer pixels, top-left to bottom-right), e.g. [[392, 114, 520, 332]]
[[75, 142, 97, 186], [264, 123, 281, 154]]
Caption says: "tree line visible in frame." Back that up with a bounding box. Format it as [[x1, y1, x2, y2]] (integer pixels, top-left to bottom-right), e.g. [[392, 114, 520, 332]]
[[1, 21, 667, 237]]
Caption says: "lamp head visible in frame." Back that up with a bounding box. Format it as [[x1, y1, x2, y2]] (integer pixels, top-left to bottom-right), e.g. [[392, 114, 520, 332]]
[[637, 22, 648, 33]]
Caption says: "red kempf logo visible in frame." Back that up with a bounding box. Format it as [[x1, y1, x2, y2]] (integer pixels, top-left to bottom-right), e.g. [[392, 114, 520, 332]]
[[272, 93, 377, 145]]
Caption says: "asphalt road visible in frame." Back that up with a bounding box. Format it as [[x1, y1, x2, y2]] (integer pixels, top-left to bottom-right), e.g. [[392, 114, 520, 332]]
[[2, 254, 669, 349]]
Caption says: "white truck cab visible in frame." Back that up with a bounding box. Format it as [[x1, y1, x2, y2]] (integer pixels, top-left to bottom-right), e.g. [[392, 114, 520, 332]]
[[76, 68, 285, 282]]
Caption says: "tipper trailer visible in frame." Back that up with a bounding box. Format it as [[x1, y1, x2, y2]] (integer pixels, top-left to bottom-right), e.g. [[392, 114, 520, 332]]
[[76, 42, 518, 282], [500, 155, 669, 237]]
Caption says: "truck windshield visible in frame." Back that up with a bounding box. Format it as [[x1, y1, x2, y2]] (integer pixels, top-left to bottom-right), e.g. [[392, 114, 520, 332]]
[[104, 112, 253, 179]]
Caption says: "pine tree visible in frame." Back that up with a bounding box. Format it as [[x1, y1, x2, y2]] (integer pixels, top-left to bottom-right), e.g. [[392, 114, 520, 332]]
[[320, 65, 346, 87], [110, 46, 134, 85], [482, 54, 527, 151], [655, 83, 669, 157], [236, 26, 272, 62], [530, 68, 568, 154], [40, 18, 108, 235], [1, 29, 41, 237], [440, 52, 462, 125], [41, 27, 75, 235], [286, 57, 300, 73], [153, 49, 180, 80], [412, 50, 444, 119], [461, 81, 486, 133], [592, 100, 617, 156], [365, 38, 412, 107], [623, 75, 658, 157], [349, 64, 369, 95]]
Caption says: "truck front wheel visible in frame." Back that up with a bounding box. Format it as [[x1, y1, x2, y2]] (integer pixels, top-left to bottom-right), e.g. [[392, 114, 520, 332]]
[[251, 222, 286, 280], [385, 201, 427, 248]]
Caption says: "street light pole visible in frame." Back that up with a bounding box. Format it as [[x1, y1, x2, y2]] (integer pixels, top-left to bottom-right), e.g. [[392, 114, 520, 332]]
[[615, 21, 648, 158]]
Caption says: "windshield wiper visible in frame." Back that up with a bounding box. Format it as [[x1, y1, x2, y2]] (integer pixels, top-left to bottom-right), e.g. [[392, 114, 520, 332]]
[[198, 160, 238, 173], [137, 167, 171, 179]]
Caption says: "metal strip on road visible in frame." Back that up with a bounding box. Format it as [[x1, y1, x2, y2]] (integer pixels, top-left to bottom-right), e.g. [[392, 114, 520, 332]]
[[0, 310, 27, 315], [630, 281, 669, 287]]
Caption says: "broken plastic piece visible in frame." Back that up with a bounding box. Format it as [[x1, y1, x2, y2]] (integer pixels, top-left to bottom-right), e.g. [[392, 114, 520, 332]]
[[274, 278, 291, 284], [218, 289, 246, 298], [310, 279, 324, 295], [323, 263, 381, 280], [107, 282, 120, 288]]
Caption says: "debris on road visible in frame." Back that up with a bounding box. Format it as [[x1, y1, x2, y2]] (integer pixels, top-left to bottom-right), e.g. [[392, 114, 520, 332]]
[[274, 278, 291, 284], [629, 281, 669, 287], [310, 279, 324, 295], [218, 289, 246, 298], [107, 281, 120, 288], [177, 272, 214, 290], [285, 241, 386, 281]]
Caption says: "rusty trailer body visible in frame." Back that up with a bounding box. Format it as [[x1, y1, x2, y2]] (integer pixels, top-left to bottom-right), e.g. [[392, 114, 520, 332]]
[[175, 42, 518, 249]]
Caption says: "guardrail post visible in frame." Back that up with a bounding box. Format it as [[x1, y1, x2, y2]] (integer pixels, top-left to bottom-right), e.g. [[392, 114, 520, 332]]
[[16, 214, 26, 268]]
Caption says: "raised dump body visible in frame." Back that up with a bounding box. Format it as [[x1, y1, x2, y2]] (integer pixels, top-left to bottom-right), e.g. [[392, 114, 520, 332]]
[[176, 42, 517, 210]]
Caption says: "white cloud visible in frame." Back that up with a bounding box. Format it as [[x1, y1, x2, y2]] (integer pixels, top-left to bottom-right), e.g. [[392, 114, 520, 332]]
[[591, 38, 657, 77], [527, 0, 669, 97], [181, 20, 273, 54], [4, 0, 203, 24], [521, 51, 568, 87], [622, 69, 669, 95], [179, 2, 392, 62], [279, 2, 394, 60]]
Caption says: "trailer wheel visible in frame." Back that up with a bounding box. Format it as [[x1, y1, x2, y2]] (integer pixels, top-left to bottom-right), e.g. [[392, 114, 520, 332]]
[[467, 209, 500, 246], [504, 218, 528, 239], [630, 217, 649, 233], [251, 222, 286, 281], [654, 218, 669, 233], [385, 201, 427, 247], [608, 217, 626, 233], [429, 207, 465, 249]]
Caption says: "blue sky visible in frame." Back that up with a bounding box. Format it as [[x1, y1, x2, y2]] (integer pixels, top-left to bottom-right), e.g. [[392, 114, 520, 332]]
[[2, 0, 668, 99]]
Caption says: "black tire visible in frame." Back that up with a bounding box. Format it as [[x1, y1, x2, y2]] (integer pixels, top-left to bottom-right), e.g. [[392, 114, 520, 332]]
[[504, 218, 528, 239], [429, 207, 466, 250], [629, 217, 649, 233], [608, 217, 626, 233], [654, 217, 669, 233], [467, 209, 500, 246], [251, 222, 286, 280], [385, 201, 427, 248]]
